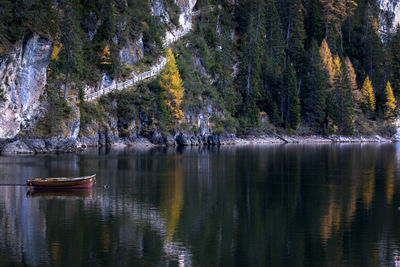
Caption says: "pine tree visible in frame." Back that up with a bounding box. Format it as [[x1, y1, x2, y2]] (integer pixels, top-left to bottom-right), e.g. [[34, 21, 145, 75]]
[[384, 81, 397, 120], [159, 49, 185, 124], [360, 75, 376, 113]]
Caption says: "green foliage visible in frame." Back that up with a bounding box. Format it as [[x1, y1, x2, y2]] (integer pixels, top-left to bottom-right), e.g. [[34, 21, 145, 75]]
[[389, 27, 400, 99], [2, 0, 397, 136], [0, 88, 6, 102], [302, 40, 327, 130], [79, 101, 100, 131], [284, 62, 301, 129], [31, 85, 72, 137]]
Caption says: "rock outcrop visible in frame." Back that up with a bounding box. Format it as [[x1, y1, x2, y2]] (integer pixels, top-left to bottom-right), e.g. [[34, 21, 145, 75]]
[[378, 0, 400, 31], [0, 34, 52, 138]]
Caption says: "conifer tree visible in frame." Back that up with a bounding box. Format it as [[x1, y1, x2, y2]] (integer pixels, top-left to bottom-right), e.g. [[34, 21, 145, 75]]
[[384, 81, 397, 120], [304, 0, 324, 48], [159, 49, 185, 124], [58, 0, 85, 100], [362, 3, 385, 107], [0, 0, 13, 52], [282, 62, 300, 129], [302, 40, 327, 129], [339, 57, 354, 133], [264, 0, 284, 126], [287, 65, 301, 129], [360, 76, 376, 113], [390, 27, 400, 99], [286, 0, 306, 70], [238, 0, 266, 126], [345, 56, 360, 111], [319, 39, 335, 88], [320, 0, 357, 51]]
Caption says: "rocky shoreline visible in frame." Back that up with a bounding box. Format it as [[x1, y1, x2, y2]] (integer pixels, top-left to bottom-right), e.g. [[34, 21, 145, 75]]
[[0, 133, 394, 155]]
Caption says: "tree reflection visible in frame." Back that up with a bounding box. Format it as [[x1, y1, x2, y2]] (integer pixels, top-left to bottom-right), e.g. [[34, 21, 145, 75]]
[[0, 144, 400, 266]]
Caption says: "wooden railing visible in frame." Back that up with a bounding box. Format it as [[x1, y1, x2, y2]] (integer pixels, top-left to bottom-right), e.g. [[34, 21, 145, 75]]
[[85, 57, 167, 101], [84, 8, 209, 102]]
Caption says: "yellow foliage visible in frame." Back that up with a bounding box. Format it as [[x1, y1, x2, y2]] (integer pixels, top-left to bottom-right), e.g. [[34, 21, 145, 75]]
[[100, 45, 111, 65], [319, 39, 335, 88], [51, 43, 63, 61], [141, 21, 149, 29], [386, 158, 395, 205], [385, 81, 397, 120], [360, 76, 376, 112], [345, 57, 361, 109], [333, 54, 342, 77], [160, 49, 185, 124], [362, 167, 375, 211]]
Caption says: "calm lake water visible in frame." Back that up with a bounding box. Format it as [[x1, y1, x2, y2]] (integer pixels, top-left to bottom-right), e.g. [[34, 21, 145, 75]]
[[1, 144, 400, 266]]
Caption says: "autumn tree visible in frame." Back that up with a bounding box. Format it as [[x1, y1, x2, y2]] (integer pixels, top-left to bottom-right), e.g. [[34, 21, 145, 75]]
[[159, 49, 185, 125], [384, 81, 397, 120], [360, 76, 376, 113], [319, 39, 335, 88], [345, 57, 360, 111], [320, 0, 357, 51], [327, 55, 353, 133]]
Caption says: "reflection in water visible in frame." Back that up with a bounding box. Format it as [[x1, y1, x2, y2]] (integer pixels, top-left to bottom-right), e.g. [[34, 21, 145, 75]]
[[26, 189, 94, 199], [1, 144, 400, 266]]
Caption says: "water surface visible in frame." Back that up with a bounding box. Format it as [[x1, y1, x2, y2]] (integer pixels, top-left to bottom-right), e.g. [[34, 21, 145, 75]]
[[1, 144, 400, 266]]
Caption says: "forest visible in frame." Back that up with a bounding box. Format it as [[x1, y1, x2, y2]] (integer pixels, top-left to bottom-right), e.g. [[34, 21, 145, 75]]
[[0, 0, 400, 136]]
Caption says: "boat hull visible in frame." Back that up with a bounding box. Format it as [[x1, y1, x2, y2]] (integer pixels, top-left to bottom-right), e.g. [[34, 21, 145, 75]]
[[27, 175, 96, 190]]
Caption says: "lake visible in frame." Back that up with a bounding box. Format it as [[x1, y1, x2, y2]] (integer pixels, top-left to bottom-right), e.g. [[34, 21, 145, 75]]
[[1, 144, 400, 266]]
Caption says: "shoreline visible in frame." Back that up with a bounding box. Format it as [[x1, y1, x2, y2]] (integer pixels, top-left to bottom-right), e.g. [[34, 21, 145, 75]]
[[0, 134, 395, 155]]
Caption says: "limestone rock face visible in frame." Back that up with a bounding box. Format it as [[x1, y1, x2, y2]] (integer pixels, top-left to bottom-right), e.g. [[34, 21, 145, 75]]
[[119, 34, 144, 66], [0, 34, 52, 138], [378, 0, 400, 31]]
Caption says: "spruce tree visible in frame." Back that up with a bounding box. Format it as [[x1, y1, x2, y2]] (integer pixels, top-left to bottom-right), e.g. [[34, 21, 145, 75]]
[[238, 0, 266, 126], [286, 0, 306, 70], [58, 0, 85, 100], [302, 40, 327, 130], [390, 27, 400, 99], [362, 3, 385, 109], [282, 61, 300, 129], [264, 0, 284, 126], [304, 0, 324, 48]]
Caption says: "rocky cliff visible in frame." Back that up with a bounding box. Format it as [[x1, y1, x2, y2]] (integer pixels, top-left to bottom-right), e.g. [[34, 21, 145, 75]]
[[0, 34, 52, 138], [379, 0, 400, 31]]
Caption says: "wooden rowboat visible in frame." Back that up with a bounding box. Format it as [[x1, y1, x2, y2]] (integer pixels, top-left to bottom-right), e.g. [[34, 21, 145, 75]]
[[26, 174, 96, 190]]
